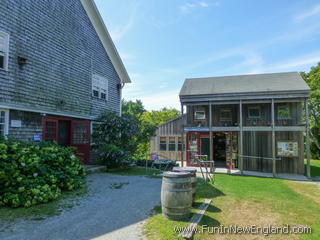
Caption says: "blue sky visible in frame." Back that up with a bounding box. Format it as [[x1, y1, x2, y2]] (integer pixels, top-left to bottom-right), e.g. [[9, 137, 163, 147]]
[[95, 0, 320, 110]]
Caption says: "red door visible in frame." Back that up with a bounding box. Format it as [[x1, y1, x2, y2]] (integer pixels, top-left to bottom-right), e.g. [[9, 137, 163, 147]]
[[42, 117, 90, 164], [71, 120, 90, 165]]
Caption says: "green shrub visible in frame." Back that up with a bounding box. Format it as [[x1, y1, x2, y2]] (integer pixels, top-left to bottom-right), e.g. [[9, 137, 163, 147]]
[[92, 112, 139, 168], [0, 140, 85, 208]]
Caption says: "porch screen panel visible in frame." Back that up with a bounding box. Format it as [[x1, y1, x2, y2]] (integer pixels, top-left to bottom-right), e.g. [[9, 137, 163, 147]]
[[72, 123, 89, 144], [243, 131, 272, 172], [44, 120, 58, 142]]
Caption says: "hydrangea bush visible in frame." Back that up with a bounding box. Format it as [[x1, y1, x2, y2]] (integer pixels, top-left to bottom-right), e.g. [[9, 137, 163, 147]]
[[92, 112, 139, 168], [0, 140, 85, 208]]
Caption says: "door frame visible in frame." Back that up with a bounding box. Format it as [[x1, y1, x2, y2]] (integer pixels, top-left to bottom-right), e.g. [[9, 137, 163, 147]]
[[42, 116, 91, 164]]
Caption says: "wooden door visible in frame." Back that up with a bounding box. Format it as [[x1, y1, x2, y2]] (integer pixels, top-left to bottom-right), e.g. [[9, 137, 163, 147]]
[[71, 120, 90, 164]]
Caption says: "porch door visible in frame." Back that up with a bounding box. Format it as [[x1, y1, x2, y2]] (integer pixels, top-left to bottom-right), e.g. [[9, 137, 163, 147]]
[[42, 118, 59, 142], [71, 120, 90, 164], [200, 135, 210, 160]]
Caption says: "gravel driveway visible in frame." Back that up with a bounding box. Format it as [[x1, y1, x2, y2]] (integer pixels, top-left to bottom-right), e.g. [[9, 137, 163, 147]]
[[0, 173, 162, 240]]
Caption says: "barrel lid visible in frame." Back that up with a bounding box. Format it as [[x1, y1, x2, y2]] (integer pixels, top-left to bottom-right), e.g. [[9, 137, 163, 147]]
[[163, 171, 191, 178], [172, 167, 197, 174]]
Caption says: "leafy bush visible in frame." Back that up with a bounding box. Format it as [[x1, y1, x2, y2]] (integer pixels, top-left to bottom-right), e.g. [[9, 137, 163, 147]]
[[0, 140, 85, 208], [92, 112, 139, 168]]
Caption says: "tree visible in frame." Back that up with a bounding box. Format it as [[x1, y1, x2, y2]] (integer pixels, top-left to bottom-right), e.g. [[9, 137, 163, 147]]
[[301, 63, 320, 158], [141, 108, 180, 126], [121, 101, 180, 159]]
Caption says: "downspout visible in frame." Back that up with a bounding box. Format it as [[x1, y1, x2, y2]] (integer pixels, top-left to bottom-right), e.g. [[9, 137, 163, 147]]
[[119, 83, 125, 116]]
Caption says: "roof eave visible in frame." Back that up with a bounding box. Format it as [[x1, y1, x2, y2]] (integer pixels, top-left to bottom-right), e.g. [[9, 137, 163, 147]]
[[179, 90, 311, 103], [80, 0, 131, 84]]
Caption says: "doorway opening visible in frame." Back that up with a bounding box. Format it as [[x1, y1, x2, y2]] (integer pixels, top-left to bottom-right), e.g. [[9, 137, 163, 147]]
[[213, 133, 226, 167]]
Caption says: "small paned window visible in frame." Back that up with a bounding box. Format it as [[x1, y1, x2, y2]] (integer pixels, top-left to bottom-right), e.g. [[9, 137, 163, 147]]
[[159, 137, 167, 151], [277, 105, 291, 119], [178, 137, 184, 151], [168, 137, 176, 151], [248, 107, 261, 119], [92, 75, 108, 100], [194, 111, 205, 120]]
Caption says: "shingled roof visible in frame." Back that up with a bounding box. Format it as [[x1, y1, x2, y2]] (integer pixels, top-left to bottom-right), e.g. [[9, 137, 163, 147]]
[[179, 72, 310, 102]]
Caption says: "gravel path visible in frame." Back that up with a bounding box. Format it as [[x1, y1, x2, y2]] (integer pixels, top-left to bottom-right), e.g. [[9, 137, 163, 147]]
[[0, 173, 162, 240]]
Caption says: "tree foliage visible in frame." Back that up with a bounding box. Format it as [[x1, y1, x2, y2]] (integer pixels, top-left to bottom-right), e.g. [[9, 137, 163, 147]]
[[92, 112, 139, 168], [301, 62, 320, 158], [121, 100, 180, 159]]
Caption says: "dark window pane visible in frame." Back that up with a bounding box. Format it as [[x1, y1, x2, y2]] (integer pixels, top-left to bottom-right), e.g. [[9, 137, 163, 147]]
[[101, 92, 106, 100], [0, 55, 4, 69], [93, 90, 99, 97], [160, 136, 167, 151]]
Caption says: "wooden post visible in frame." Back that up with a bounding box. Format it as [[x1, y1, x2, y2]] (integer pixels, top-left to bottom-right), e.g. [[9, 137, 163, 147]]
[[181, 104, 184, 167], [271, 99, 276, 177], [305, 99, 311, 178], [209, 102, 213, 162], [239, 100, 243, 174]]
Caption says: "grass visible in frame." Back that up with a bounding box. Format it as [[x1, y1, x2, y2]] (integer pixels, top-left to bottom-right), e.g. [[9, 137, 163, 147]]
[[144, 175, 320, 240], [107, 166, 162, 177], [309, 159, 320, 177], [0, 186, 87, 231]]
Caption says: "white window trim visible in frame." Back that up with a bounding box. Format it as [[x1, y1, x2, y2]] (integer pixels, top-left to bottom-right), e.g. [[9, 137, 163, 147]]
[[0, 109, 9, 138], [248, 106, 261, 119], [0, 31, 10, 71], [194, 111, 206, 120], [92, 74, 108, 101]]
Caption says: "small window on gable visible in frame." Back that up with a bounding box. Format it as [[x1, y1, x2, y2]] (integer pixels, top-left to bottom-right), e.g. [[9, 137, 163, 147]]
[[194, 111, 205, 120], [277, 105, 291, 119], [92, 75, 108, 100], [248, 107, 261, 119], [220, 109, 232, 121], [0, 31, 9, 71]]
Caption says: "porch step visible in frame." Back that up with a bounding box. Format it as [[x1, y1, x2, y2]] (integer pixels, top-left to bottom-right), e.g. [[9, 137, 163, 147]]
[[85, 165, 107, 174]]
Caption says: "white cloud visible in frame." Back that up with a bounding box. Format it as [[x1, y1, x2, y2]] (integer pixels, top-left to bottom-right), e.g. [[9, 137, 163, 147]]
[[294, 4, 320, 22], [109, 2, 139, 41], [180, 1, 212, 14], [246, 52, 320, 74]]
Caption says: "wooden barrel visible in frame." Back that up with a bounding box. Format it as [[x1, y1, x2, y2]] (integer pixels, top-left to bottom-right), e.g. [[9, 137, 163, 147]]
[[161, 171, 192, 220], [172, 167, 197, 202]]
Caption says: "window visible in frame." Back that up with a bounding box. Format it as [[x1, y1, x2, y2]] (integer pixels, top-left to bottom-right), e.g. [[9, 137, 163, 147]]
[[0, 109, 9, 138], [168, 137, 176, 151], [194, 111, 205, 120], [0, 31, 9, 70], [178, 137, 184, 151], [220, 109, 232, 121], [159, 137, 167, 151], [248, 107, 261, 119], [92, 75, 108, 100], [277, 105, 291, 119]]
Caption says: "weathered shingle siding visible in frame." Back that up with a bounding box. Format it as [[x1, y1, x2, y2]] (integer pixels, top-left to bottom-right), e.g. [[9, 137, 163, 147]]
[[0, 0, 121, 118], [9, 110, 42, 142]]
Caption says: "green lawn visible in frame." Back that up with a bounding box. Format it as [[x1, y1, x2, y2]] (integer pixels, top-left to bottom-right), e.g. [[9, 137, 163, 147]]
[[309, 159, 320, 177], [144, 175, 320, 240]]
